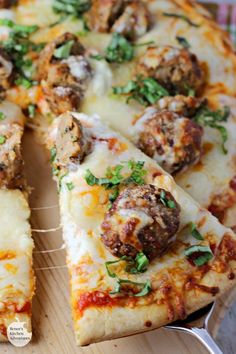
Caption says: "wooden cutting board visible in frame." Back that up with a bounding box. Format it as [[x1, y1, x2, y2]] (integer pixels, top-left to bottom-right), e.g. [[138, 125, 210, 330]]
[[1, 129, 234, 354]]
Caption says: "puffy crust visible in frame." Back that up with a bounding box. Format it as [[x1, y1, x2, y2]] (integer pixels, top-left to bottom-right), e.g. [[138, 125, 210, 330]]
[[137, 46, 205, 95], [136, 108, 203, 174], [101, 185, 180, 259], [74, 266, 236, 345], [86, 0, 150, 40]]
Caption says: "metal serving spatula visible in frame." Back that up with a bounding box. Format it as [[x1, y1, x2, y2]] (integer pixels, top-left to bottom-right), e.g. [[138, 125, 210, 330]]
[[165, 302, 223, 354]]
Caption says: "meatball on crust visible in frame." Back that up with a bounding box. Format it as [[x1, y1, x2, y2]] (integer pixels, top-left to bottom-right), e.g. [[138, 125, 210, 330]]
[[38, 33, 91, 114], [136, 108, 203, 174], [86, 0, 150, 40], [55, 112, 89, 170], [101, 184, 180, 260], [137, 46, 205, 95]]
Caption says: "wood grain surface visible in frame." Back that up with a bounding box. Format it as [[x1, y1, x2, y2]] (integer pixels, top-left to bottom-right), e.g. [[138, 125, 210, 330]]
[[0, 130, 234, 354]]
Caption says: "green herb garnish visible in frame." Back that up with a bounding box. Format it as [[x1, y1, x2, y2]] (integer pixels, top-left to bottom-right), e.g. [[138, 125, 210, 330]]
[[105, 256, 151, 296], [66, 182, 75, 191], [109, 278, 151, 297], [176, 36, 190, 49], [113, 77, 169, 106], [85, 160, 147, 205], [0, 112, 6, 121], [193, 105, 230, 154], [160, 190, 176, 209], [50, 147, 57, 163], [163, 12, 200, 27], [105, 33, 134, 63], [190, 222, 204, 240], [0, 19, 42, 88], [52, 0, 91, 16], [0, 135, 6, 144], [27, 103, 36, 118], [184, 245, 213, 266], [53, 40, 74, 59], [90, 34, 154, 64]]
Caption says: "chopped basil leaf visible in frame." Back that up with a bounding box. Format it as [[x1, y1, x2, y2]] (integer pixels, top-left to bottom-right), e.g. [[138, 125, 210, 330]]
[[0, 19, 39, 36], [184, 245, 213, 266], [133, 40, 155, 48], [27, 103, 36, 118], [176, 36, 190, 49], [105, 33, 134, 63], [0, 112, 6, 121], [135, 252, 149, 272], [194, 105, 230, 154], [50, 147, 57, 163], [0, 20, 42, 87], [89, 54, 104, 61], [190, 222, 204, 240], [66, 182, 74, 191], [85, 161, 146, 206], [110, 278, 152, 297], [113, 77, 169, 106], [53, 40, 74, 59], [0, 135, 6, 144], [52, 0, 91, 16], [15, 77, 33, 89], [163, 12, 200, 27], [160, 190, 176, 209]]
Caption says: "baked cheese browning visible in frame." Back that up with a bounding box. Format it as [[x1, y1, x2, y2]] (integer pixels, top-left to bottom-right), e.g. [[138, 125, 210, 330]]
[[85, 0, 150, 40], [136, 108, 203, 174], [54, 112, 89, 171], [155, 95, 206, 117], [137, 46, 205, 95], [208, 176, 236, 224], [0, 123, 24, 190], [101, 185, 180, 260], [0, 0, 16, 8], [38, 32, 92, 115]]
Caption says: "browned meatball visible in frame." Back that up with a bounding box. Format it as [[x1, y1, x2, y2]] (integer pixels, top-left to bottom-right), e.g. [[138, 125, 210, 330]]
[[0, 0, 17, 8], [54, 112, 89, 170], [0, 48, 13, 92], [156, 95, 206, 117], [137, 46, 205, 95], [38, 33, 91, 115], [0, 124, 24, 190], [86, 0, 150, 40], [136, 108, 203, 174], [101, 184, 180, 260]]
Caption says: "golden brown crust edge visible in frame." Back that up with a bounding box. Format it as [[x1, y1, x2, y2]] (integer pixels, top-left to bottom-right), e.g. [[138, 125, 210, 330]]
[[74, 264, 236, 346]]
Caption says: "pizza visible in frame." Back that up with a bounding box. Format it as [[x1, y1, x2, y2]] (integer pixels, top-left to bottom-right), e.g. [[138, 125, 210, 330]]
[[0, 0, 236, 347], [48, 111, 236, 345], [0, 99, 34, 341]]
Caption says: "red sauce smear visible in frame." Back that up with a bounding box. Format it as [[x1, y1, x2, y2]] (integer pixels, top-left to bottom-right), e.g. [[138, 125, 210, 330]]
[[16, 301, 31, 314], [77, 291, 117, 313], [0, 324, 7, 337]]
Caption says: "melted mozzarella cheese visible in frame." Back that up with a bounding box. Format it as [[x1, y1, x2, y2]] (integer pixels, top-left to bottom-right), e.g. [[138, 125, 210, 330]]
[[0, 190, 34, 301]]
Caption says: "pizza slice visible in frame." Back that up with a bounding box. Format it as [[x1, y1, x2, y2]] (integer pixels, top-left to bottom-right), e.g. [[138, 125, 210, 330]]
[[48, 111, 236, 346], [0, 99, 34, 341]]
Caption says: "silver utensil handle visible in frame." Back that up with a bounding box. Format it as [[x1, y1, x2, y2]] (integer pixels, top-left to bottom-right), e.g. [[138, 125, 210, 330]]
[[191, 327, 223, 354]]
